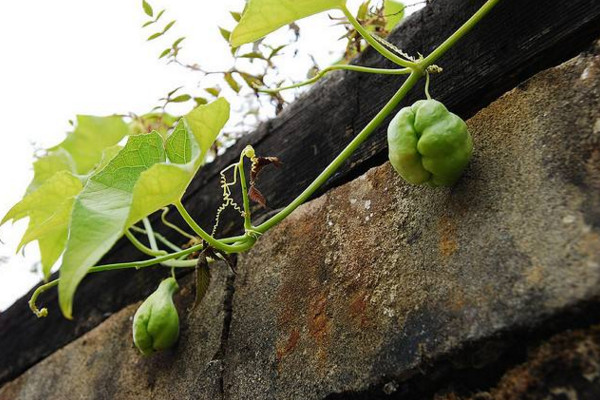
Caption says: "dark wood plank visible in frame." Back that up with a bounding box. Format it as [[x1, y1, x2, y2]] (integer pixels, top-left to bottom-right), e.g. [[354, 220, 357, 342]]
[[2, 0, 600, 387], [182, 0, 600, 236]]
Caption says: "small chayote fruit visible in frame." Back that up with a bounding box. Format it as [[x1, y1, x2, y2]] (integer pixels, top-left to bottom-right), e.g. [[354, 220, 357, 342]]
[[387, 99, 473, 186], [132, 277, 180, 356]]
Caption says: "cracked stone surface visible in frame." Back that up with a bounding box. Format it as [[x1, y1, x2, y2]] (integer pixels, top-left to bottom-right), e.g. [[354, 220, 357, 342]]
[[2, 42, 600, 400]]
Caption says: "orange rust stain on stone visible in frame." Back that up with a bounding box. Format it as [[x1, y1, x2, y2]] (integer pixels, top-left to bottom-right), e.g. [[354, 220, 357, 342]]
[[438, 215, 458, 257], [349, 291, 371, 328], [308, 293, 331, 344], [276, 328, 301, 362]]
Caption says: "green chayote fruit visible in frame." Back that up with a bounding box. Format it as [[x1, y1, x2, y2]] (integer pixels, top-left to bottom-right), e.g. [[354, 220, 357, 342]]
[[387, 99, 472, 186], [132, 277, 180, 356]]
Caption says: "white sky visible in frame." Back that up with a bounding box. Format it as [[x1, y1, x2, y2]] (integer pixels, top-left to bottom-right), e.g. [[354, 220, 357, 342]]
[[0, 0, 423, 311]]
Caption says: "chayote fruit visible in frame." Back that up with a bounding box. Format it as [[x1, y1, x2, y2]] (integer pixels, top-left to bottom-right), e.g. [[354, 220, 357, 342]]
[[132, 277, 180, 356], [387, 99, 472, 186]]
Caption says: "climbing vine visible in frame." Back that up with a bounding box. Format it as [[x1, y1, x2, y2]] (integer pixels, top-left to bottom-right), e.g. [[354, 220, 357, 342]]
[[2, 0, 501, 355]]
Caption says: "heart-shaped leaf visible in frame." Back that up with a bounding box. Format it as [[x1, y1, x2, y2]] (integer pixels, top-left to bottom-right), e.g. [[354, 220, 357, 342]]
[[58, 99, 229, 318], [58, 132, 166, 318]]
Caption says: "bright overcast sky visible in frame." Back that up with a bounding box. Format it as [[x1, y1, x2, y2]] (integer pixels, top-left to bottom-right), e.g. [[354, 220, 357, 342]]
[[0, 0, 423, 311]]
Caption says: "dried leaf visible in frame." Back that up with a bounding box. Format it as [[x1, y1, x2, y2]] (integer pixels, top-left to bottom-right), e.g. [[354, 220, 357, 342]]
[[192, 255, 211, 310], [248, 186, 267, 208], [250, 156, 281, 182]]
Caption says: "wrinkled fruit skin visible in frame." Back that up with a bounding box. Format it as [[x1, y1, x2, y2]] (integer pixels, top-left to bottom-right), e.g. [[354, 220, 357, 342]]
[[132, 277, 180, 356], [387, 99, 473, 186]]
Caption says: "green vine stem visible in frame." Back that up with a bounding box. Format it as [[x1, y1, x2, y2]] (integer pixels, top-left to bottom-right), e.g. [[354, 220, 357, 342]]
[[423, 0, 501, 65], [125, 230, 167, 257], [139, 217, 199, 268], [255, 0, 502, 234], [142, 217, 160, 252], [130, 225, 182, 252], [257, 64, 411, 93], [424, 71, 432, 100], [238, 150, 252, 230], [28, 0, 503, 319], [174, 200, 255, 253], [29, 279, 58, 317], [91, 242, 203, 272], [29, 246, 200, 317], [341, 4, 418, 69], [161, 207, 197, 241], [255, 71, 421, 233]]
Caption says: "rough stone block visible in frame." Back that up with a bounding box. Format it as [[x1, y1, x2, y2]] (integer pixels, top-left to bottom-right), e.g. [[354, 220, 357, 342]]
[[223, 45, 600, 399], [0, 265, 233, 400]]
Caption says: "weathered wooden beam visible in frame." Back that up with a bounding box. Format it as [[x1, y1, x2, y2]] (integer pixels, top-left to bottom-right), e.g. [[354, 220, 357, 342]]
[[1, 0, 599, 387]]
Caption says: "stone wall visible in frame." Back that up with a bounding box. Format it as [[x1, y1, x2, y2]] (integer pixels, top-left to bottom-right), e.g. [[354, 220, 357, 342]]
[[1, 38, 600, 400]]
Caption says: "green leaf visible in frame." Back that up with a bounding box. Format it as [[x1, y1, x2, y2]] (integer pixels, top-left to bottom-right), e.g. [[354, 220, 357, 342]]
[[26, 148, 75, 193], [240, 52, 265, 60], [230, 11, 242, 22], [51, 115, 129, 175], [159, 48, 171, 59], [239, 72, 261, 88], [147, 32, 163, 41], [142, 0, 153, 17], [2, 171, 83, 279], [155, 9, 166, 21], [163, 20, 176, 34], [165, 121, 197, 164], [172, 37, 185, 48], [170, 94, 191, 103], [230, 0, 346, 46], [168, 86, 183, 97], [142, 20, 154, 28], [224, 72, 241, 93], [126, 99, 229, 227], [184, 98, 229, 156], [58, 99, 229, 318], [194, 97, 208, 106], [219, 27, 231, 42], [58, 132, 166, 318], [268, 44, 286, 59], [357, 1, 371, 20], [96, 145, 123, 172], [384, 0, 405, 32], [205, 87, 221, 97]]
